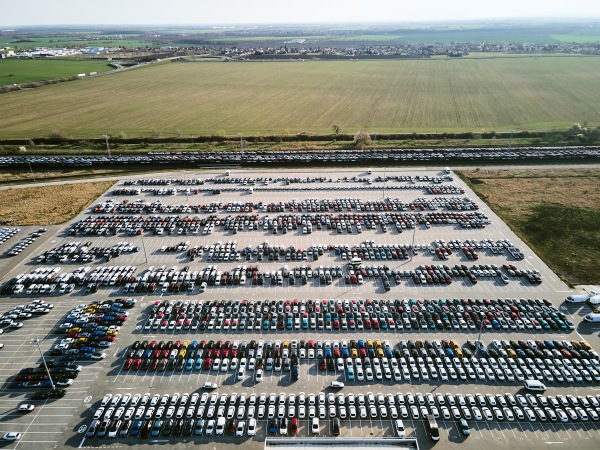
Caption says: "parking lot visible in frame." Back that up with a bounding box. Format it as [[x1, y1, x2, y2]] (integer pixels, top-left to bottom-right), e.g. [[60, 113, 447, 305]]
[[0, 167, 599, 450]]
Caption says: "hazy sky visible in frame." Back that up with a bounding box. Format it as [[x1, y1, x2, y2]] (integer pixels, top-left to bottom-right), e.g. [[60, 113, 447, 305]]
[[2, 0, 600, 27]]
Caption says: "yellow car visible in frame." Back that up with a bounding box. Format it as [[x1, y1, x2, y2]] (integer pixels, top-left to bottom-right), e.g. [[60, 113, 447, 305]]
[[506, 348, 517, 358], [351, 348, 358, 359]]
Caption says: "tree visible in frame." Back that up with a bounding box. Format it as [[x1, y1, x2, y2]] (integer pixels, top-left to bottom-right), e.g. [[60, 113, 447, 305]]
[[353, 131, 371, 149], [332, 124, 341, 135]]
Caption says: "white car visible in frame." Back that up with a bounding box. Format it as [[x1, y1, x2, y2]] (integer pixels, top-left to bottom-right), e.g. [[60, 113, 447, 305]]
[[2, 432, 21, 441], [247, 418, 257, 436]]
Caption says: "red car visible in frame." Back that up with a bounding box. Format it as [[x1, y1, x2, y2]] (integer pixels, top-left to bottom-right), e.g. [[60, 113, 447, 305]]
[[123, 358, 133, 370], [132, 358, 142, 370], [290, 417, 298, 434]]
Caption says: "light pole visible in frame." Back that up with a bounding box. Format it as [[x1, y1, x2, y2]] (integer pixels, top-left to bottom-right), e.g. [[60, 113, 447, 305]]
[[140, 231, 148, 264], [102, 134, 111, 158], [373, 132, 377, 152], [27, 159, 36, 182], [34, 337, 55, 391], [475, 313, 485, 357], [239, 133, 244, 163]]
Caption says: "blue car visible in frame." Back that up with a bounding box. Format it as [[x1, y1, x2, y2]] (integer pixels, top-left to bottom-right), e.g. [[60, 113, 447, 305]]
[[185, 358, 194, 370], [347, 366, 355, 381], [130, 420, 143, 437]]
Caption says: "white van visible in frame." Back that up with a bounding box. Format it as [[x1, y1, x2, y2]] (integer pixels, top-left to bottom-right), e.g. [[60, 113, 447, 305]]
[[367, 168, 372, 174], [565, 294, 589, 303], [524, 379, 546, 392], [348, 257, 362, 266], [584, 313, 600, 323]]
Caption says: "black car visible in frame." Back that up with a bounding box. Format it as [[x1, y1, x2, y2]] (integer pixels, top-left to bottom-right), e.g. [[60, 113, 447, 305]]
[[162, 418, 174, 436], [32, 390, 51, 400], [183, 418, 194, 436], [332, 417, 341, 436], [48, 389, 67, 398], [140, 420, 152, 439]]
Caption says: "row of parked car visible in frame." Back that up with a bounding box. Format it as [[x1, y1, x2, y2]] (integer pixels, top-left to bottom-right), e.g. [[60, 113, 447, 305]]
[[50, 299, 136, 365], [84, 388, 600, 441], [3, 146, 599, 170], [6, 228, 46, 256], [35, 241, 138, 264], [1, 265, 138, 296], [69, 208, 490, 238], [0, 227, 19, 246], [141, 296, 570, 334], [99, 196, 478, 216], [0, 299, 53, 334], [120, 333, 600, 385]]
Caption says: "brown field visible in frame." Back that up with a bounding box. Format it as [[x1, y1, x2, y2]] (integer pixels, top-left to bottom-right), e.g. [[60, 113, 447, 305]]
[[0, 181, 115, 226], [458, 168, 600, 285]]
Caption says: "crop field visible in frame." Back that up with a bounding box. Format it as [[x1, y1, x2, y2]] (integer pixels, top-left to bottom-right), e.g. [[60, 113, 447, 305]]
[[0, 59, 113, 84], [458, 168, 600, 285], [1, 57, 600, 138]]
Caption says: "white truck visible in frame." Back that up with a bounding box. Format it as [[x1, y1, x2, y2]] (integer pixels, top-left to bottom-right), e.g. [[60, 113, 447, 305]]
[[588, 295, 600, 306], [565, 291, 598, 303]]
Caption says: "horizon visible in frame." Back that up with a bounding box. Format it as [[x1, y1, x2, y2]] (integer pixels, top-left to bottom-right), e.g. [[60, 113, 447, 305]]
[[3, 17, 600, 29], [3, 0, 600, 28]]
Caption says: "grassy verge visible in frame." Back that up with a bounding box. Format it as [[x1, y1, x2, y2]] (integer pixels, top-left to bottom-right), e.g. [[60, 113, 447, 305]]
[[0, 167, 179, 185], [457, 168, 600, 285], [0, 135, 593, 156], [0, 181, 115, 226]]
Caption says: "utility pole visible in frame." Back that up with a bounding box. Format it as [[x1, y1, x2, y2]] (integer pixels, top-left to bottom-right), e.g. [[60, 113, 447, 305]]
[[102, 134, 111, 158], [34, 337, 55, 391]]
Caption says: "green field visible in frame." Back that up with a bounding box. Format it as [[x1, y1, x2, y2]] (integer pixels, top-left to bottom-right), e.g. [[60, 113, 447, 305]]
[[0, 59, 113, 84], [1, 57, 600, 138], [1, 37, 155, 51]]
